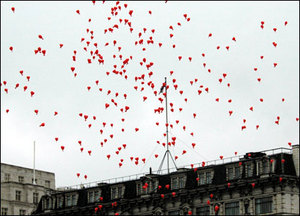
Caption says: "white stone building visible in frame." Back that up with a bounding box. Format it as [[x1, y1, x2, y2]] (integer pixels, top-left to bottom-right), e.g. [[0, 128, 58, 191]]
[[1, 163, 55, 215]]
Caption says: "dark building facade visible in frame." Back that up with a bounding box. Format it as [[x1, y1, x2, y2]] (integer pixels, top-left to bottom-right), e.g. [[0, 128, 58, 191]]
[[33, 145, 299, 215]]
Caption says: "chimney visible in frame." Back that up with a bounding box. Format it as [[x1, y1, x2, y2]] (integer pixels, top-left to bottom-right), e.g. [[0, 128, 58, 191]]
[[149, 167, 152, 175], [292, 144, 299, 177]]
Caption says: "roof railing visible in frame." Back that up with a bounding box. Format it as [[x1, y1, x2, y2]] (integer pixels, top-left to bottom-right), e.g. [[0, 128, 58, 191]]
[[56, 147, 292, 191]]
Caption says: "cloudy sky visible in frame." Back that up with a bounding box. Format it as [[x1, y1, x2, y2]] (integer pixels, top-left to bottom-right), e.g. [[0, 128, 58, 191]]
[[1, 1, 299, 188]]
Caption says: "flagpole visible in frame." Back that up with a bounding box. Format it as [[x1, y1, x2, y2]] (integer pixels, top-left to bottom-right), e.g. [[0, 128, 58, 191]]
[[165, 77, 170, 174], [157, 77, 177, 175]]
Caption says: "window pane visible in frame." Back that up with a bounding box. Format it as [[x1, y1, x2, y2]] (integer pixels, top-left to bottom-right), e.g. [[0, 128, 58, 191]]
[[1, 208, 8, 216], [172, 178, 178, 189], [206, 172, 212, 184], [246, 165, 252, 177], [5, 174, 10, 182], [88, 191, 94, 203], [255, 197, 272, 214], [112, 188, 116, 199], [235, 167, 240, 178], [147, 182, 152, 194], [33, 192, 39, 204], [18, 176, 24, 183], [228, 168, 234, 180], [58, 197, 63, 208], [66, 196, 71, 206], [196, 206, 210, 215], [263, 161, 270, 174], [225, 202, 239, 215], [94, 191, 99, 202], [118, 187, 122, 198], [72, 195, 76, 206], [16, 191, 21, 201], [180, 177, 186, 188], [137, 183, 141, 195], [199, 173, 205, 185], [19, 209, 26, 215]]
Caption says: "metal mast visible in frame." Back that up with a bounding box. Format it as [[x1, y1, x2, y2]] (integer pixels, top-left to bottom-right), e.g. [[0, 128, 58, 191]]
[[158, 77, 177, 174]]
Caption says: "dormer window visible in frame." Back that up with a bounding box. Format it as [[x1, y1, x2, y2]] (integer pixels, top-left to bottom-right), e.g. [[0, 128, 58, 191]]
[[245, 163, 253, 178], [198, 170, 214, 185], [206, 172, 212, 184], [228, 167, 234, 180], [88, 190, 101, 203], [111, 185, 124, 200], [262, 160, 269, 174], [57, 196, 63, 208], [171, 175, 186, 190], [226, 165, 241, 180], [259, 158, 276, 176], [136, 179, 158, 195], [235, 167, 240, 178]]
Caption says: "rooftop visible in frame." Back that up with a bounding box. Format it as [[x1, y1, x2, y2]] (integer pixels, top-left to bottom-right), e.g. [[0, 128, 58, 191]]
[[1, 162, 55, 175], [56, 146, 293, 192]]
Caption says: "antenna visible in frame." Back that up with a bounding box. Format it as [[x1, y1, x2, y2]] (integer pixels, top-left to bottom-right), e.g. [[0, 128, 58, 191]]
[[33, 141, 36, 185], [157, 77, 177, 174]]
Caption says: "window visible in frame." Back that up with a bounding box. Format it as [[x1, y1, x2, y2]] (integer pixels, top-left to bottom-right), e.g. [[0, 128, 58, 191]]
[[87, 190, 101, 203], [32, 178, 37, 184], [66, 195, 71, 207], [137, 183, 142, 195], [196, 206, 210, 215], [171, 176, 186, 189], [19, 209, 26, 215], [206, 172, 212, 184], [111, 186, 123, 199], [72, 194, 77, 206], [33, 192, 39, 204], [118, 186, 122, 197], [225, 201, 239, 215], [18, 176, 24, 183], [262, 160, 269, 174], [235, 167, 240, 178], [199, 173, 205, 185], [111, 187, 117, 199], [198, 171, 213, 185], [255, 197, 272, 214], [179, 176, 185, 188], [169, 210, 180, 215], [1, 208, 8, 215], [94, 191, 99, 201], [270, 159, 276, 173], [137, 180, 158, 195], [16, 190, 21, 201], [45, 180, 50, 188], [4, 173, 10, 182], [246, 164, 252, 177], [172, 177, 178, 189], [88, 191, 94, 203], [228, 167, 234, 180], [58, 196, 63, 208], [46, 198, 52, 209]]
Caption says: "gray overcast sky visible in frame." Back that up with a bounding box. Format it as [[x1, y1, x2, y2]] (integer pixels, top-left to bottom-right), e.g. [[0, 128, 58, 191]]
[[1, 1, 299, 188]]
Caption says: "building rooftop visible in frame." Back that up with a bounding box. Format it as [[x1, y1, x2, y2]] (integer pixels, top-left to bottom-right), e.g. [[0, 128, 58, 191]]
[[1, 162, 55, 175], [55, 146, 293, 191]]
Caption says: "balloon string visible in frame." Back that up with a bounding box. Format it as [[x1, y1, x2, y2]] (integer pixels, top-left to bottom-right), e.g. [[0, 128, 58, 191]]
[[139, 134, 165, 173], [168, 130, 209, 161]]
